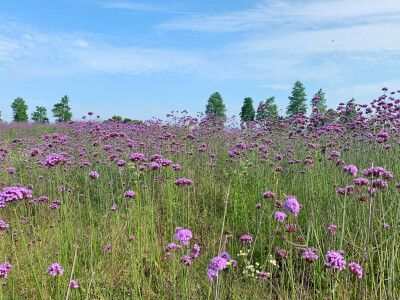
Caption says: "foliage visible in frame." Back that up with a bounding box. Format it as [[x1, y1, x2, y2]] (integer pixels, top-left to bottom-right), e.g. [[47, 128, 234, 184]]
[[111, 116, 123, 121], [11, 97, 29, 122], [256, 97, 279, 120], [205, 92, 226, 119], [31, 106, 49, 123], [239, 97, 255, 122], [286, 81, 307, 116], [52, 95, 72, 122], [311, 89, 328, 115]]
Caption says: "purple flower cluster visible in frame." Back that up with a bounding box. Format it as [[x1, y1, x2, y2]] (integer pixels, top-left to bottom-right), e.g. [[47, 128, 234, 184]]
[[0, 262, 13, 278], [0, 187, 32, 208], [239, 235, 253, 243], [299, 247, 319, 262], [124, 190, 136, 198], [274, 211, 286, 222], [348, 262, 363, 278], [283, 195, 301, 217], [88, 171, 99, 179], [324, 250, 346, 270], [342, 165, 358, 177], [0, 220, 10, 231], [206, 253, 236, 281], [174, 227, 193, 245], [174, 178, 194, 186], [46, 263, 65, 276]]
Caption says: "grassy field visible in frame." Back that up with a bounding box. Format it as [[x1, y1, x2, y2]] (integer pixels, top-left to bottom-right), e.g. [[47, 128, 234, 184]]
[[1, 99, 400, 299]]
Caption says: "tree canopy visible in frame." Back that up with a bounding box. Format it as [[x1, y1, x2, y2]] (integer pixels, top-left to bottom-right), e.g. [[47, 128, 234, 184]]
[[286, 81, 307, 116], [205, 92, 226, 118], [52, 95, 72, 122], [31, 106, 49, 123], [11, 97, 29, 122], [256, 96, 278, 120], [311, 89, 327, 115], [239, 97, 255, 121]]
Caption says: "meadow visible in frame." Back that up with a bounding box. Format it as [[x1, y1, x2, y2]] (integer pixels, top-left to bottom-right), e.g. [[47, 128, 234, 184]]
[[1, 88, 400, 299]]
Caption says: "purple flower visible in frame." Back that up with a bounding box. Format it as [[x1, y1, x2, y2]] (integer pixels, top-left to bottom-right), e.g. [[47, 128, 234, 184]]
[[174, 178, 194, 186], [88, 171, 99, 179], [111, 205, 118, 211], [342, 165, 358, 177], [180, 255, 192, 266], [283, 195, 301, 216], [67, 280, 79, 288], [0, 220, 9, 231], [6, 168, 15, 174], [274, 211, 287, 222], [0, 187, 32, 208], [239, 235, 253, 243], [299, 247, 319, 262], [104, 244, 111, 253], [46, 263, 64, 276], [172, 164, 182, 170], [209, 256, 227, 271], [124, 190, 136, 198], [190, 244, 200, 259], [259, 272, 270, 279], [174, 228, 193, 245], [324, 250, 346, 270], [263, 191, 276, 199], [0, 262, 13, 278], [328, 225, 337, 233], [348, 262, 363, 278]]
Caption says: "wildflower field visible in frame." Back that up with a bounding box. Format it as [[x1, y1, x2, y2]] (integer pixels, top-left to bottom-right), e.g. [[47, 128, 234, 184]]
[[2, 88, 400, 299]]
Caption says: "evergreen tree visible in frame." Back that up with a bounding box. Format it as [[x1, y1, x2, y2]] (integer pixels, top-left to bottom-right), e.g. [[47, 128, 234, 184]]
[[256, 96, 278, 120], [0, 110, 2, 122], [205, 92, 226, 118], [52, 95, 72, 122], [286, 81, 307, 116], [344, 98, 356, 121], [31, 106, 49, 123], [311, 89, 327, 115], [239, 97, 255, 121], [11, 97, 29, 122]]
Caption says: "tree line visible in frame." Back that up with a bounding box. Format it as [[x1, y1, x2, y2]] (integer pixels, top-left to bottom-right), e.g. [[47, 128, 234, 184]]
[[0, 95, 72, 123], [205, 80, 355, 122]]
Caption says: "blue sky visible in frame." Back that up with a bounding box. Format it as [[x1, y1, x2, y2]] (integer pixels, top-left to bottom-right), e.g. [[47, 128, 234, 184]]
[[0, 0, 400, 121]]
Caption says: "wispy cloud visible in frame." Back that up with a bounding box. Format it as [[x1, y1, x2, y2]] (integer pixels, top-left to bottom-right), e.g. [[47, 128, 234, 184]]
[[158, 0, 400, 33], [0, 20, 203, 77], [100, 2, 163, 12]]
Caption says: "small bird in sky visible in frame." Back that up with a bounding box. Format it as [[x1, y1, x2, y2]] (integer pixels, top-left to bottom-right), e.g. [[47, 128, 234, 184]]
[[331, 39, 335, 43]]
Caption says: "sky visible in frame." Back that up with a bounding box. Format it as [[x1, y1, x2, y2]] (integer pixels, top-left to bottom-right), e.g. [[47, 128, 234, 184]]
[[0, 0, 400, 122]]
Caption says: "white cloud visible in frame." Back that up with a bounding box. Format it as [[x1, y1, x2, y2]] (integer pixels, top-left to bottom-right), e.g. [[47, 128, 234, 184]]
[[76, 40, 89, 48], [158, 0, 400, 33], [100, 2, 163, 12], [0, 21, 204, 77]]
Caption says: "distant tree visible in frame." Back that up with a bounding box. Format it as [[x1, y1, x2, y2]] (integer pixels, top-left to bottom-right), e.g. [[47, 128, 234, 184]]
[[344, 98, 356, 121], [239, 97, 255, 121], [31, 106, 49, 123], [133, 120, 143, 125], [311, 89, 327, 115], [123, 118, 132, 123], [286, 81, 307, 116], [111, 116, 123, 121], [0, 110, 2, 121], [256, 96, 278, 120], [205, 92, 226, 118], [11, 97, 29, 122], [52, 95, 72, 122]]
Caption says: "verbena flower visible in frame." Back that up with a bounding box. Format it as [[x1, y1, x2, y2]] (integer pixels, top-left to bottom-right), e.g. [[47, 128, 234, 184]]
[[46, 263, 64, 276]]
